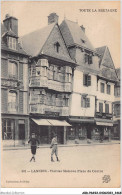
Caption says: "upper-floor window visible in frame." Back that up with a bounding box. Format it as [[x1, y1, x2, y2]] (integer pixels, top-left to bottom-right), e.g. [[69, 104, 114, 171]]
[[107, 84, 111, 95], [99, 103, 103, 113], [8, 61, 17, 79], [105, 104, 109, 114], [115, 86, 120, 97], [83, 74, 91, 86], [100, 83, 105, 93], [54, 42, 60, 53], [8, 91, 17, 112], [85, 53, 92, 64], [9, 37, 16, 50], [81, 96, 90, 108]]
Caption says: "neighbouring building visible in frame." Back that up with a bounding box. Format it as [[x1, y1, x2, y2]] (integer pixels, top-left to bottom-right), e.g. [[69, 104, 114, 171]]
[[1, 14, 29, 146], [21, 13, 76, 144], [60, 19, 118, 143], [1, 13, 119, 146], [112, 68, 120, 139]]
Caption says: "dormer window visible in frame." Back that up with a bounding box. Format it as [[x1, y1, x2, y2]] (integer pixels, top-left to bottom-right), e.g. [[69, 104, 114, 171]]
[[85, 53, 92, 64], [8, 37, 16, 50], [54, 42, 60, 53]]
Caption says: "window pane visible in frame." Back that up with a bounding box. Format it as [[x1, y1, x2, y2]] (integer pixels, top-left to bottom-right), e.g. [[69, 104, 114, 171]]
[[99, 103, 103, 113], [100, 83, 105, 93], [107, 85, 111, 94], [105, 104, 109, 113]]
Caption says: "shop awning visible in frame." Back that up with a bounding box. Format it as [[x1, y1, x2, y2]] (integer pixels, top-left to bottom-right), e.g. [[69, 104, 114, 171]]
[[32, 118, 71, 126], [96, 122, 113, 127], [32, 118, 52, 126], [47, 119, 71, 126]]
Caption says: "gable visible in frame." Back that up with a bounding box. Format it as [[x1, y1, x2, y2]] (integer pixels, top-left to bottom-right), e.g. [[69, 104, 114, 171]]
[[101, 47, 115, 69], [40, 24, 74, 63], [60, 19, 95, 51]]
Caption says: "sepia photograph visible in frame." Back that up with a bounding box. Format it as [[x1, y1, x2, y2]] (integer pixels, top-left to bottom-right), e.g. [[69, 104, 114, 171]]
[[1, 0, 121, 189]]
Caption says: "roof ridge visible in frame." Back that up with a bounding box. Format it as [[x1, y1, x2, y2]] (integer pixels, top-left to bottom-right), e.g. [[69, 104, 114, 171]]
[[21, 23, 55, 38], [64, 18, 78, 24]]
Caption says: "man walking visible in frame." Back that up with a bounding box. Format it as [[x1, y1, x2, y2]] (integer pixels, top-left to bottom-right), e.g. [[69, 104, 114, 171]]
[[50, 134, 60, 162], [28, 133, 39, 162]]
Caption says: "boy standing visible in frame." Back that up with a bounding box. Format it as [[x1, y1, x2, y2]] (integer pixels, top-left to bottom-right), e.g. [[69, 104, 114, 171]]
[[28, 133, 39, 162], [50, 134, 60, 162]]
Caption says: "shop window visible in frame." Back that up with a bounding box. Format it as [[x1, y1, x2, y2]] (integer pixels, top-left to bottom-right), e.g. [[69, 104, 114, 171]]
[[9, 37, 16, 50], [114, 104, 120, 116], [83, 74, 91, 86], [105, 104, 109, 114], [81, 97, 90, 108], [68, 127, 75, 140], [100, 83, 105, 93], [99, 103, 103, 113], [107, 84, 111, 95], [85, 53, 92, 64], [2, 119, 15, 140], [8, 91, 17, 112], [8, 61, 17, 79]]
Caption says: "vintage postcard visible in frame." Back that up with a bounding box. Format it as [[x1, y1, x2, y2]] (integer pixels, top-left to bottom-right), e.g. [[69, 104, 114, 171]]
[[1, 1, 121, 189]]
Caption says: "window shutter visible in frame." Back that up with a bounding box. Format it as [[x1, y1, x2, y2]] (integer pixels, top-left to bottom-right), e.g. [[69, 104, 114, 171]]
[[1, 89, 8, 113], [87, 75, 91, 86], [1, 59, 8, 78], [19, 63, 23, 81], [86, 98, 90, 107], [19, 91, 23, 113], [83, 74, 86, 86], [84, 54, 88, 63]]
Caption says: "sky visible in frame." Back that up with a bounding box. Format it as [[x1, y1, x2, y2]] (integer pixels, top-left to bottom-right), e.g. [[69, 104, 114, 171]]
[[1, 1, 121, 68]]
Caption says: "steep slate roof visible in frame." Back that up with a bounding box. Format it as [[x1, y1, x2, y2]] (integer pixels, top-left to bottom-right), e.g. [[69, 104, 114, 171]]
[[96, 46, 106, 64], [21, 22, 75, 63], [96, 46, 115, 69], [21, 23, 55, 57], [60, 19, 95, 51], [96, 46, 118, 81], [116, 68, 120, 80]]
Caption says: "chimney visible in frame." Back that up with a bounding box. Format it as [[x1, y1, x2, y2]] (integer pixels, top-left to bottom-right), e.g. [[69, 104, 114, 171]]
[[80, 25, 85, 33], [3, 14, 18, 36], [48, 13, 59, 25]]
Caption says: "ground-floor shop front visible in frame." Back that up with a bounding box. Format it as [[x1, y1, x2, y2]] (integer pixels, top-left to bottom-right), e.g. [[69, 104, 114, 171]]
[[30, 118, 71, 145], [67, 117, 113, 144], [2, 114, 29, 147]]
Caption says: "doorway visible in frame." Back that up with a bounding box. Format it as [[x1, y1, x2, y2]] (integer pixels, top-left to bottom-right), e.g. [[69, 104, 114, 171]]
[[19, 124, 25, 140]]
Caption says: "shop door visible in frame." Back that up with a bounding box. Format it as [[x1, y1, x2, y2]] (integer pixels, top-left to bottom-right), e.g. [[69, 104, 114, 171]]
[[87, 128, 91, 139], [39, 126, 48, 144], [19, 124, 25, 140]]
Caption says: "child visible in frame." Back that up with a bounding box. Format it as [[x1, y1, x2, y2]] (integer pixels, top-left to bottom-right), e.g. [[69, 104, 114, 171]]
[[50, 134, 60, 162], [28, 133, 39, 162]]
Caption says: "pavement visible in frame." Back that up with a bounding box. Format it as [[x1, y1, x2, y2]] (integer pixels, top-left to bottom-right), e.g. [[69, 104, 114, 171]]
[[3, 140, 120, 151], [1, 144, 121, 188]]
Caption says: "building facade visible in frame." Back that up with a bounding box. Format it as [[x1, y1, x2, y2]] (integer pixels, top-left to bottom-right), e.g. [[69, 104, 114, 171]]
[[1, 13, 120, 146], [1, 14, 29, 147], [112, 68, 120, 139], [60, 19, 118, 143], [21, 13, 76, 144]]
